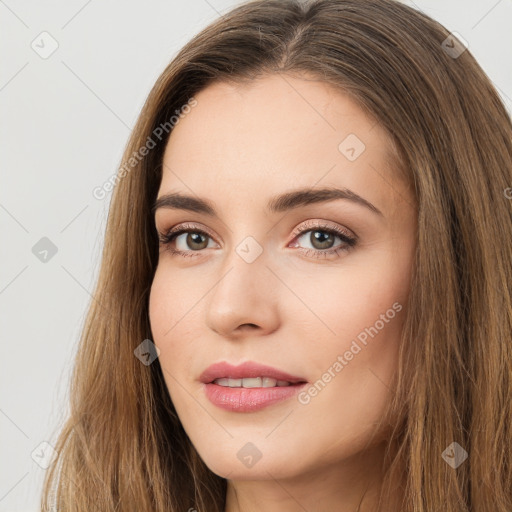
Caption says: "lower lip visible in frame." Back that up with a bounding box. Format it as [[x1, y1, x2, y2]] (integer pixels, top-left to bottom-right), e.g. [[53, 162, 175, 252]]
[[203, 382, 308, 412]]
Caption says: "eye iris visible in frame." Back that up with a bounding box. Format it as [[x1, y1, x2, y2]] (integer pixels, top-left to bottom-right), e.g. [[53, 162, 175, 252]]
[[187, 232, 208, 250], [311, 230, 334, 249]]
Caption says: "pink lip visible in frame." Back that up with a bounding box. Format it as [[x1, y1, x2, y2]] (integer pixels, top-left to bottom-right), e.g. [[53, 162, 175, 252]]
[[199, 361, 308, 413], [199, 361, 307, 384]]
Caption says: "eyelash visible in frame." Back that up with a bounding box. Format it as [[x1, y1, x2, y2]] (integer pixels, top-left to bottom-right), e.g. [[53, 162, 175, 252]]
[[157, 220, 357, 260]]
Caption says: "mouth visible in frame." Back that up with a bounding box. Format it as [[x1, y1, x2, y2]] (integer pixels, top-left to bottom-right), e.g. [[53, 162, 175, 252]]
[[199, 361, 308, 412]]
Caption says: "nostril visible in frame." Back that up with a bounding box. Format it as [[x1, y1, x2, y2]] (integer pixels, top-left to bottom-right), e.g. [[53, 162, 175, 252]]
[[239, 323, 258, 330]]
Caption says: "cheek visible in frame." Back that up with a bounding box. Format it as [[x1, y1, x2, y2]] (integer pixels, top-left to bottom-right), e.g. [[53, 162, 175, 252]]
[[148, 267, 188, 373], [148, 270, 169, 344], [287, 251, 408, 415], [148, 265, 196, 342], [283, 249, 409, 350], [278, 267, 407, 467], [148, 265, 206, 396]]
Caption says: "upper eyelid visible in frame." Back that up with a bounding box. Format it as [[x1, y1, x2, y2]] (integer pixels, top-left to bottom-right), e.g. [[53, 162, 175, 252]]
[[290, 219, 356, 240], [164, 222, 217, 241]]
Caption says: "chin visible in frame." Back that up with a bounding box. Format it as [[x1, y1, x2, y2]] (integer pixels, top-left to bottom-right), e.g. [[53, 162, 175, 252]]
[[196, 445, 303, 481]]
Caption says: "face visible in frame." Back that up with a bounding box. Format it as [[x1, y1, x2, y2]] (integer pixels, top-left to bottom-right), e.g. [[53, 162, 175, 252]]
[[149, 73, 416, 482]]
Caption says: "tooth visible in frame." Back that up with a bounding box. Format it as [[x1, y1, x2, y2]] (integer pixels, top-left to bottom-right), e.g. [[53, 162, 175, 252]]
[[213, 377, 293, 388], [242, 377, 262, 388], [214, 378, 242, 387], [262, 377, 278, 387]]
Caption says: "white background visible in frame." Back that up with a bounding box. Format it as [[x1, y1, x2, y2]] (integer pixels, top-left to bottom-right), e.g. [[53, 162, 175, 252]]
[[1, 0, 511, 510]]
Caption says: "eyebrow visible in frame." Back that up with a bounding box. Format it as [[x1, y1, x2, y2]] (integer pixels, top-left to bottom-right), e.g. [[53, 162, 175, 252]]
[[152, 187, 383, 217]]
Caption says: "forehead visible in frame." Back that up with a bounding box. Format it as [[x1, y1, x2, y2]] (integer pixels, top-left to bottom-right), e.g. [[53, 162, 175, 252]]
[[159, 74, 408, 215]]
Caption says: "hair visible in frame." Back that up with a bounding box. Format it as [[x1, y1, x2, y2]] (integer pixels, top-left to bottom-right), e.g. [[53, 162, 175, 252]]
[[41, 0, 512, 510]]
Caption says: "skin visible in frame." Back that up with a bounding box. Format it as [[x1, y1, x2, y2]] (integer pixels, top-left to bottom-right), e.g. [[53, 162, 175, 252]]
[[149, 73, 417, 512]]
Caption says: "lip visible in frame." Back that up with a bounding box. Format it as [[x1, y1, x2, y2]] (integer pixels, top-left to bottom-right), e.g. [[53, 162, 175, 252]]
[[199, 361, 307, 384], [199, 361, 308, 413]]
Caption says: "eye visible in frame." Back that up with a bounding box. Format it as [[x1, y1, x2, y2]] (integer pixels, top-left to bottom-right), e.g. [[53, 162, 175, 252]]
[[157, 219, 357, 260], [289, 219, 357, 259], [158, 222, 217, 258]]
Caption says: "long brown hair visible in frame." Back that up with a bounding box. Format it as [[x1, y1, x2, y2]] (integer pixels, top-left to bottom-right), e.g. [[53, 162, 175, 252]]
[[41, 0, 512, 510]]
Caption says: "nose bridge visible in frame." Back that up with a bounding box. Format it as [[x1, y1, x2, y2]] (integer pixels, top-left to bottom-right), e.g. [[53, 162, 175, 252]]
[[205, 233, 280, 337]]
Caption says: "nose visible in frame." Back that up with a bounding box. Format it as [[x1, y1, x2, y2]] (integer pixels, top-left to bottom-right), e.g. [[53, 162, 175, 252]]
[[205, 249, 281, 339]]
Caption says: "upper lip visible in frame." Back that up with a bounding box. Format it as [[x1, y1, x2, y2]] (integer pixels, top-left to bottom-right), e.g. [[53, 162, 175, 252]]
[[199, 361, 308, 384]]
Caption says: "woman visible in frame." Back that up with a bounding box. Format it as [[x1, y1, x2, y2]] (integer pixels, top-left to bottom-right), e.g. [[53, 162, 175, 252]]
[[41, 0, 512, 510]]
